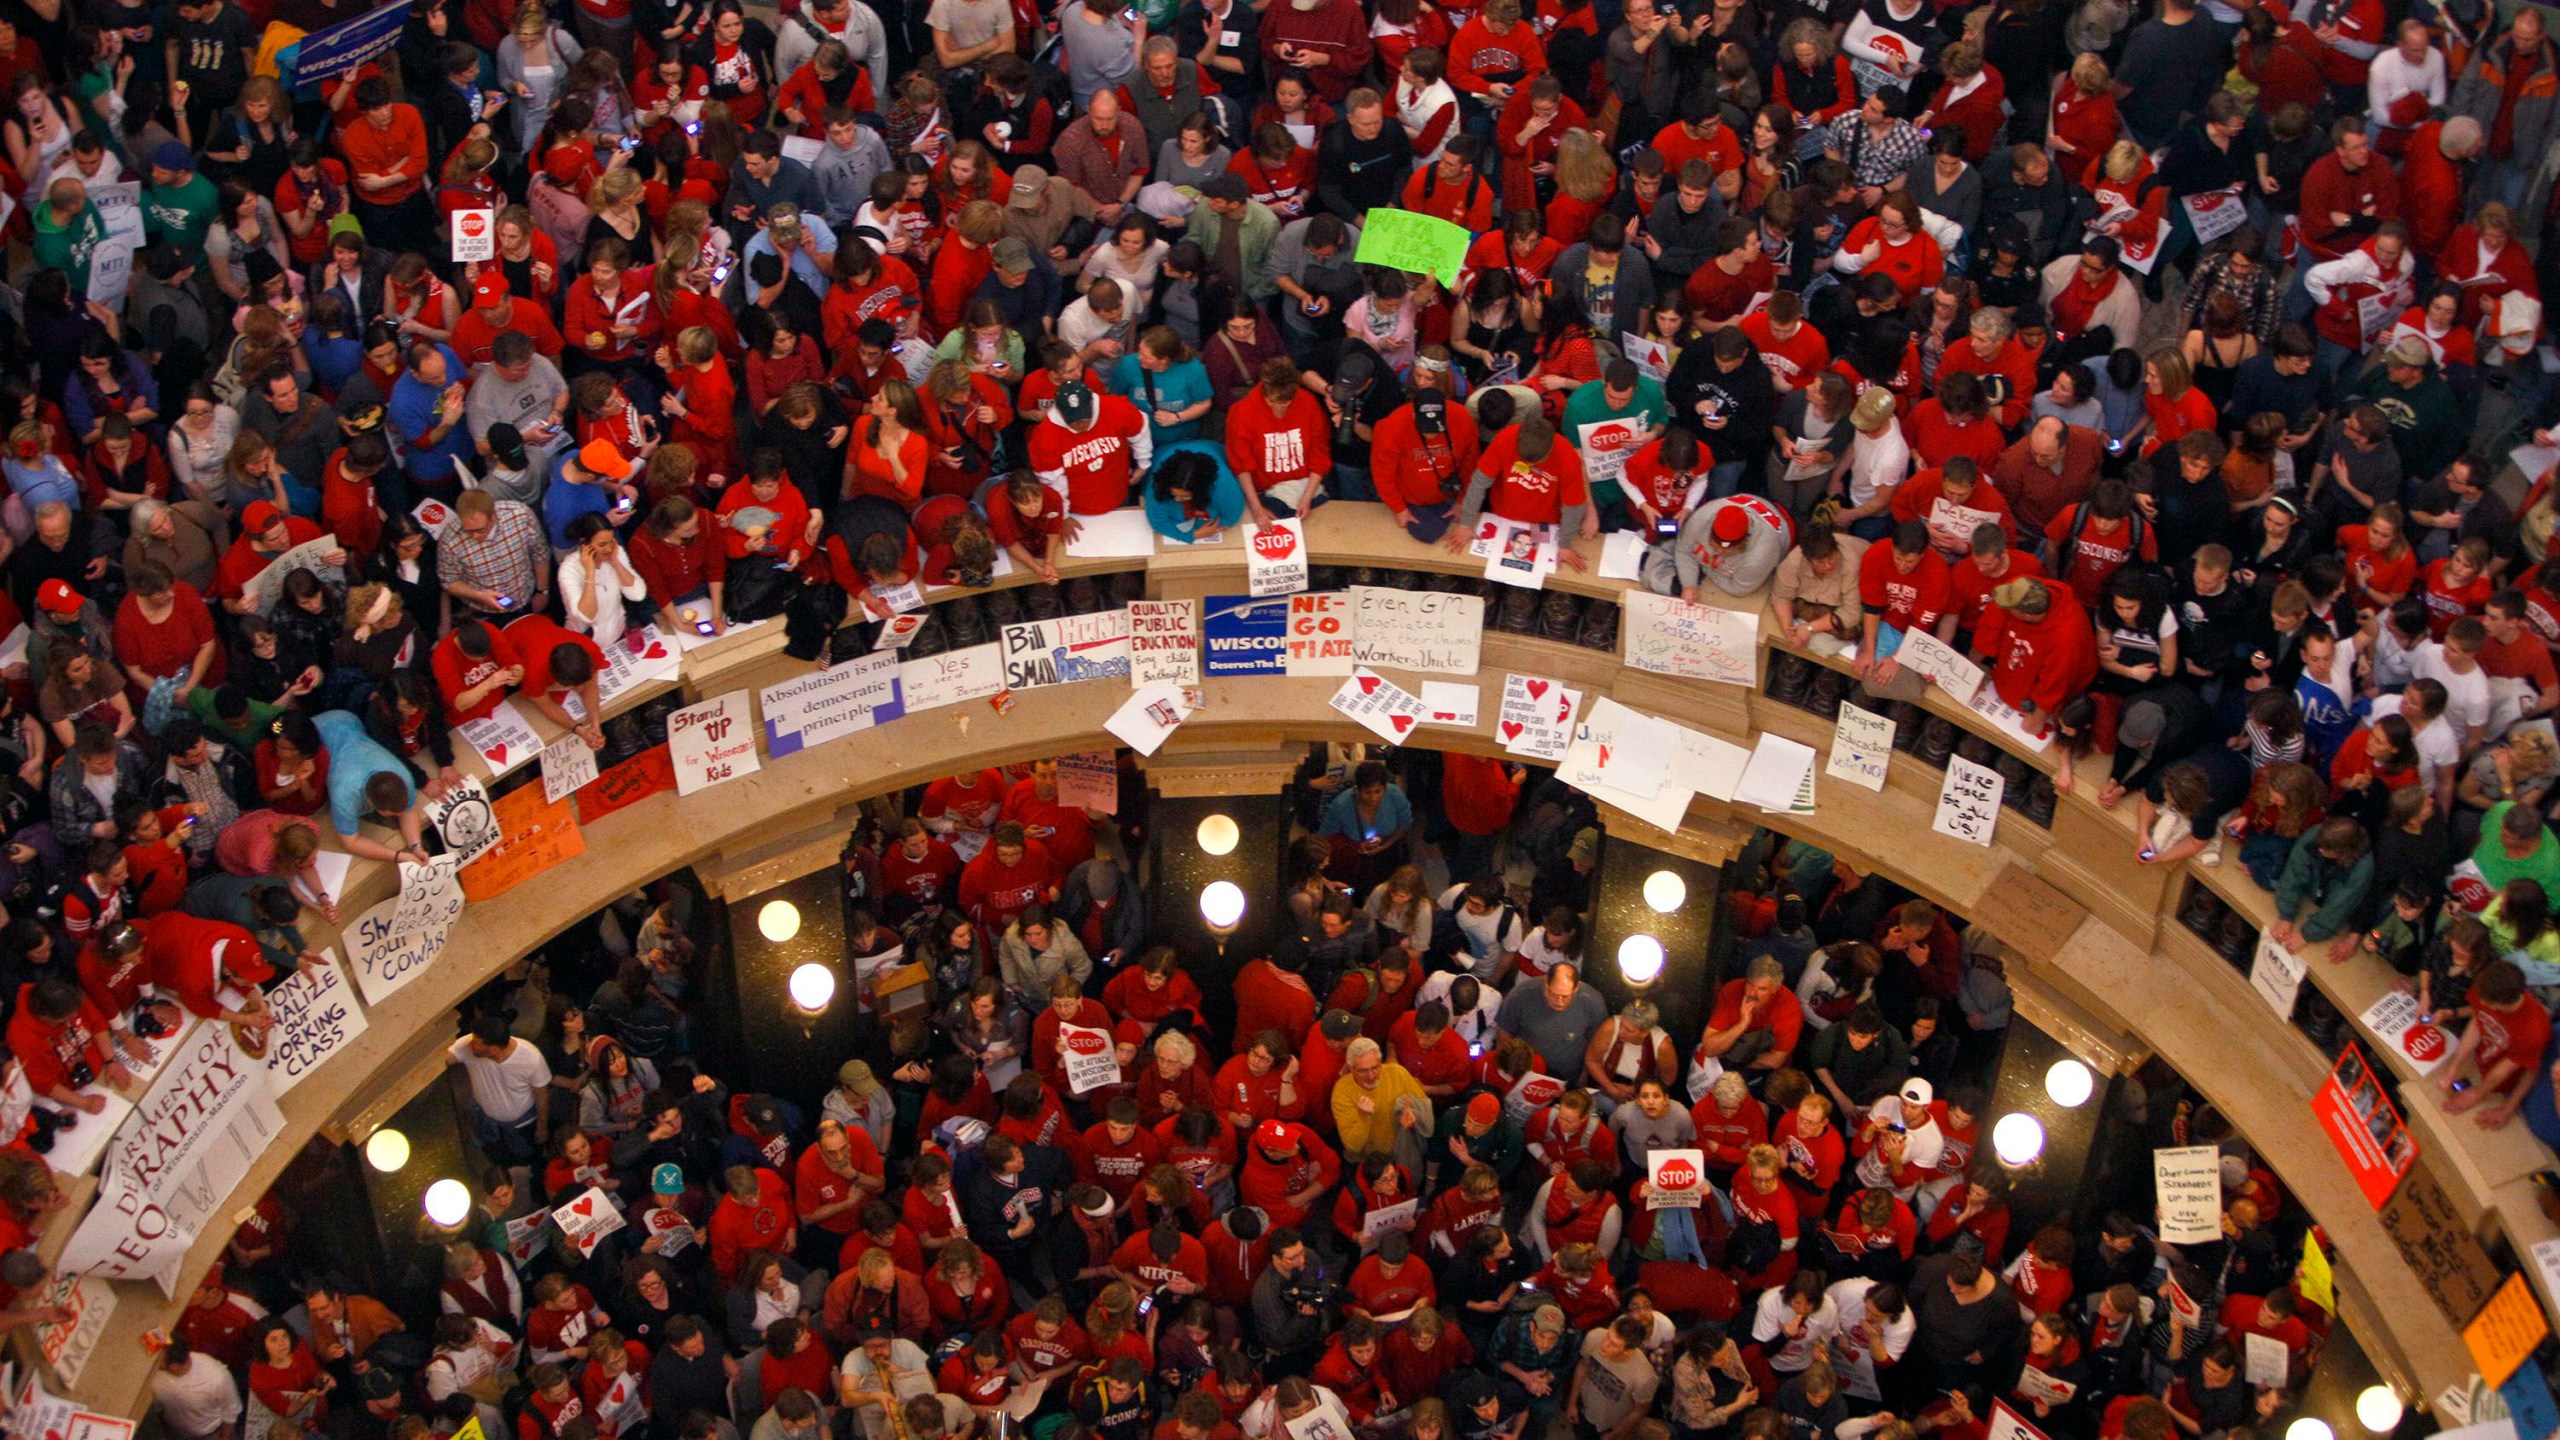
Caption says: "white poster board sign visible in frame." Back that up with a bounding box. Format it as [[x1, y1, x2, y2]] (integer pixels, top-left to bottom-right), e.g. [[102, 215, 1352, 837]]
[[1932, 754, 2004, 845], [539, 733, 600, 805], [1059, 1022, 1120, 1094], [1246, 520, 1309, 596], [2358, 989, 2454, 1075], [1002, 609, 1133, 688], [450, 207, 496, 261], [57, 1027, 284, 1288], [1623, 592, 1758, 685], [425, 776, 501, 864], [2250, 927, 2306, 1019], [1329, 669, 1426, 743], [261, 960, 369, 1094], [2152, 1145, 2223, 1244], [388, 853, 464, 940], [1106, 684, 1199, 756], [1284, 592, 1356, 677], [1827, 701, 1896, 791], [347, 897, 453, 1007], [900, 643, 1005, 713], [1350, 588, 1484, 675], [1127, 599, 1200, 686], [1647, 1149, 1708, 1208], [667, 691, 761, 796], [456, 700, 540, 778]]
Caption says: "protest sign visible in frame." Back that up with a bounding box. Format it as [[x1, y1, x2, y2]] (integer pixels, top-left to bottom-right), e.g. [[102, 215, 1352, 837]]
[[2250, 927, 2306, 1019], [1623, 592, 1758, 685], [1986, 1402, 2050, 1440], [32, 1275, 113, 1387], [457, 700, 541, 777], [424, 776, 500, 864], [668, 692, 760, 796], [1285, 592, 1355, 676], [2244, 1333, 2291, 1388], [346, 894, 451, 1006], [761, 651, 903, 757], [388, 854, 465, 940], [1736, 733, 1818, 814], [2152, 1146, 2223, 1243], [1059, 1023, 1120, 1094], [578, 746, 675, 823], [2312, 1043, 2414, 1208], [1890, 630, 1985, 699], [1647, 1150, 1708, 1208], [1932, 754, 2003, 845], [1055, 753, 1118, 813], [1002, 609, 1133, 688], [900, 644, 1005, 711], [282, 0, 411, 91], [540, 732, 601, 805], [461, 782, 586, 903], [549, 1185, 627, 1258], [1359, 1198, 1420, 1244], [1246, 520, 1309, 596], [591, 626, 684, 708], [450, 207, 496, 262], [1203, 596, 1287, 675], [262, 960, 369, 1094], [58, 1026, 284, 1289], [1351, 207, 1471, 284], [1576, 417, 1649, 490], [85, 181, 141, 309], [2359, 988, 2454, 1075], [1330, 670, 1427, 743], [1128, 599, 1199, 685], [1498, 674, 1579, 759], [1827, 701, 1895, 791], [243, 533, 344, 615], [1476, 517, 1558, 588], [1063, 509, 1156, 557], [2016, 1369, 2077, 1407], [1351, 588, 1483, 674]]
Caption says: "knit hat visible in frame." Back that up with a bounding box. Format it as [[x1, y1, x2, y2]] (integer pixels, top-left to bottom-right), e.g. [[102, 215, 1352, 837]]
[[1991, 577, 2050, 615], [1466, 1093, 1501, 1126], [1709, 504, 1751, 545]]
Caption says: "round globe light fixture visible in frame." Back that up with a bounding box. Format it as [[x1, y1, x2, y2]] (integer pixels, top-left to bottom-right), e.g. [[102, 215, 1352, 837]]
[[2355, 1388, 2402, 1434], [1643, 871, 1686, 913], [2289, 1420, 2335, 1440], [364, 1128, 411, 1173], [1991, 1113, 2045, 1167], [423, 1178, 471, 1227], [1197, 815, 1240, 855], [2045, 1059, 2095, 1107], [789, 963, 836, 1012], [1200, 881, 1246, 929], [758, 900, 802, 942], [1618, 934, 1666, 984]]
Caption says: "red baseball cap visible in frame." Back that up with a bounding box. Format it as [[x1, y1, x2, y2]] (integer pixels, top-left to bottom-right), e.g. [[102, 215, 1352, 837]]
[[1254, 1119, 1291, 1151], [242, 501, 284, 534], [1710, 505, 1751, 545], [1466, 1093, 1501, 1126], [472, 271, 508, 308], [36, 579, 80, 616]]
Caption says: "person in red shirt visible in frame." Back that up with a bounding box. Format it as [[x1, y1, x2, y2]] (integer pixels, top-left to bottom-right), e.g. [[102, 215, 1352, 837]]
[[1943, 527, 2046, 644], [1936, 309, 2038, 428], [1685, 217, 1777, 323], [1970, 578, 2099, 736], [1741, 293, 1832, 391], [1374, 391, 1482, 543], [959, 823, 1057, 933], [1227, 360, 1333, 523], [1833, 194, 1946, 303], [1111, 1214, 1210, 1295], [1102, 945, 1205, 1027], [985, 473, 1069, 582], [1002, 761, 1096, 882], [1892, 458, 2016, 562], [879, 817, 962, 919], [563, 239, 662, 371], [1027, 381, 1152, 516], [796, 1118, 887, 1252], [430, 619, 523, 724], [1080, 1097, 1165, 1203], [1400, 139, 1498, 230], [1856, 521, 1954, 677], [833, 1203, 924, 1278], [2417, 539, 2497, 638], [1771, 1092, 1847, 1204], [1386, 1001, 1474, 1095], [1449, 414, 1594, 550], [2337, 508, 2419, 615], [502, 612, 608, 747], [707, 1164, 796, 1284], [212, 502, 344, 615], [339, 77, 433, 251], [7, 979, 128, 1107], [627, 495, 731, 641], [1237, 1119, 1341, 1229], [2439, 958, 2551, 1127], [1903, 376, 2010, 474], [452, 271, 566, 366], [2043, 481, 2157, 609]]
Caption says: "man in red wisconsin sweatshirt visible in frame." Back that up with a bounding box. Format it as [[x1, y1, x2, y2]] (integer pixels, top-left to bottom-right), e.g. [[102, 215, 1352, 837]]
[[1970, 578, 2098, 737]]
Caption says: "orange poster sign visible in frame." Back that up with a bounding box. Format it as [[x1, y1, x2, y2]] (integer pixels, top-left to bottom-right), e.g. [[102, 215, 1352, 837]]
[[461, 782, 586, 902], [2464, 1271, 2551, 1388]]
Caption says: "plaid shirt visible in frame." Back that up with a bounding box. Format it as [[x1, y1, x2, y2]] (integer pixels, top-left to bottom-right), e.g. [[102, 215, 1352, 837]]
[[436, 500, 550, 604], [2180, 252, 2284, 344], [1826, 115, 1928, 190]]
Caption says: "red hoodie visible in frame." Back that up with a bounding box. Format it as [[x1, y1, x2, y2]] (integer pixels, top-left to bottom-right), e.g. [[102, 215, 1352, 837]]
[[1973, 591, 2100, 720]]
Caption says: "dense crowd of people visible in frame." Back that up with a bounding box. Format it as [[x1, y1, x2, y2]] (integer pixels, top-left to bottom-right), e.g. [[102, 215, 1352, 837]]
[[0, 0, 2542, 1425]]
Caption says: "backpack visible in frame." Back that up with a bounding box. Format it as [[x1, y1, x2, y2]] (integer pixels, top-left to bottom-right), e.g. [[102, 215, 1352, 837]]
[[2049, 498, 2149, 585]]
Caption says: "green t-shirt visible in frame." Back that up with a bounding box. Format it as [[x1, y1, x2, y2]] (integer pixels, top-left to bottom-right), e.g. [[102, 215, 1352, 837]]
[[32, 203, 108, 294], [186, 688, 285, 751], [1560, 375, 1670, 503], [2474, 801, 2560, 894], [144, 173, 220, 263]]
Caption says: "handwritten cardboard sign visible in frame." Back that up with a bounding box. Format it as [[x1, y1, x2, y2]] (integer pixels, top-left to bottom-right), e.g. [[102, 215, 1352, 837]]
[[461, 782, 586, 902], [457, 700, 541, 778], [1623, 592, 1758, 686], [2152, 1145, 2223, 1243], [668, 691, 761, 796], [347, 896, 451, 1006], [1351, 207, 1470, 284], [578, 746, 675, 823], [262, 959, 369, 1094], [1932, 754, 2003, 845], [1002, 609, 1133, 688], [1827, 701, 1895, 792], [1128, 599, 1200, 686], [388, 854, 465, 939], [1330, 669, 1427, 743], [1350, 588, 1484, 675], [1285, 592, 1356, 677], [540, 733, 601, 805]]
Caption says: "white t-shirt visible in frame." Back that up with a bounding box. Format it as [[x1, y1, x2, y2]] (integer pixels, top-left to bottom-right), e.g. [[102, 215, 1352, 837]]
[[1853, 1097, 1944, 1194], [2370, 693, 2460, 790], [1436, 884, 1527, 978], [448, 1037, 554, 1125], [1823, 1277, 1917, 1400], [1750, 1285, 1841, 1372], [1413, 969, 1502, 1047], [2416, 642, 2493, 741], [1848, 425, 1911, 510]]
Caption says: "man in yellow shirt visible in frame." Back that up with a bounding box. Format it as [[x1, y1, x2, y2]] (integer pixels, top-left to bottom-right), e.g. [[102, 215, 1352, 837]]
[[1331, 1036, 1434, 1158]]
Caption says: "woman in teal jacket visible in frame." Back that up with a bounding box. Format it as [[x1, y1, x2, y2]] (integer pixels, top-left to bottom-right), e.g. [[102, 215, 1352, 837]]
[[1109, 328, 1215, 447], [1142, 440, 1246, 543]]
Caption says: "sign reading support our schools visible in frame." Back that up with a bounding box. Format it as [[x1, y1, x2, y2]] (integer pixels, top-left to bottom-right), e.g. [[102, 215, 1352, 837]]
[[1203, 595, 1287, 676]]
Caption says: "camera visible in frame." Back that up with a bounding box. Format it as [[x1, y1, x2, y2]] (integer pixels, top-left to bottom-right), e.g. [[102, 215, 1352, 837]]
[[133, 1006, 173, 1040], [26, 1107, 72, 1154]]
